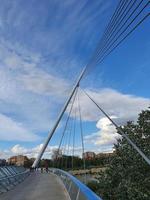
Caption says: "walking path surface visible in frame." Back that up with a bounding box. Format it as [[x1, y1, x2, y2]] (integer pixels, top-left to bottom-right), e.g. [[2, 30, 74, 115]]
[[0, 172, 69, 200]]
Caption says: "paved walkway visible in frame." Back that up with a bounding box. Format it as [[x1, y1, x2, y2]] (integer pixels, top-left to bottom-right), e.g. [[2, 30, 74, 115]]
[[0, 172, 69, 200]]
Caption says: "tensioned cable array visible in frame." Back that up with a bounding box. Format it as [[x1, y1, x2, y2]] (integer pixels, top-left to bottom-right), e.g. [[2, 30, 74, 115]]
[[95, 0, 145, 56], [56, 88, 78, 168], [77, 91, 87, 183], [71, 106, 77, 170], [83, 0, 150, 76], [56, 85, 150, 171], [33, 0, 150, 168], [79, 88, 150, 166], [52, 0, 150, 168], [55, 87, 88, 174], [65, 117, 74, 169]]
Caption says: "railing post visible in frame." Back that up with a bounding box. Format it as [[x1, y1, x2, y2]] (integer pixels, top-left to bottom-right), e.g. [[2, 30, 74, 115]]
[[76, 188, 80, 200], [64, 176, 69, 187], [68, 181, 72, 193], [0, 166, 30, 194], [50, 168, 102, 200]]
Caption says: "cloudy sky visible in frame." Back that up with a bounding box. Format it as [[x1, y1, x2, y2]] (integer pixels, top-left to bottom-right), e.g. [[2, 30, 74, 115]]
[[0, 0, 150, 159]]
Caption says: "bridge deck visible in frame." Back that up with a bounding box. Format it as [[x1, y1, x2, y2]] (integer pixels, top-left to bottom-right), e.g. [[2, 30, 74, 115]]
[[0, 172, 69, 200]]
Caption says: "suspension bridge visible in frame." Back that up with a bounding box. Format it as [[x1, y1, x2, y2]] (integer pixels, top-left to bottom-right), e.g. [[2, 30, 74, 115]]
[[0, 0, 150, 199]]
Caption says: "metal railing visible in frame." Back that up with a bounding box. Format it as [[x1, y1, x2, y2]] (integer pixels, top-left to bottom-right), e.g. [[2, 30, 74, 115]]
[[49, 168, 102, 200], [0, 166, 30, 194]]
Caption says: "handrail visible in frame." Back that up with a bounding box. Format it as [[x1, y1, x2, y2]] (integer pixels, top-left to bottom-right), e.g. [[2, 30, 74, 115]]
[[0, 166, 30, 193], [49, 168, 102, 200], [0, 169, 29, 181]]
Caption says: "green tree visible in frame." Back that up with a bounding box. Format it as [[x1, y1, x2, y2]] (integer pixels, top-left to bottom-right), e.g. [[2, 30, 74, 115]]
[[97, 109, 150, 200]]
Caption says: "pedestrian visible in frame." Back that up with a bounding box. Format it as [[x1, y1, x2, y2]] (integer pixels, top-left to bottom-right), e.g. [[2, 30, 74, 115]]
[[41, 167, 43, 173]]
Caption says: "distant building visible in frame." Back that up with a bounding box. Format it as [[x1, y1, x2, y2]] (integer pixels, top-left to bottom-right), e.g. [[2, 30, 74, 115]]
[[0, 159, 6, 166], [52, 149, 62, 160], [83, 152, 96, 160], [8, 155, 29, 166], [8, 156, 17, 165], [96, 152, 115, 159]]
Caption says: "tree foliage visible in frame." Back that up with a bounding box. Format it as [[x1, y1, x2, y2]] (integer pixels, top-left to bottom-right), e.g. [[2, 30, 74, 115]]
[[97, 109, 150, 200]]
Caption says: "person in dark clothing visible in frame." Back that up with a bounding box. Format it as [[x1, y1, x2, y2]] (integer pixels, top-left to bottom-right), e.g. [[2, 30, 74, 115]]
[[41, 167, 43, 173]]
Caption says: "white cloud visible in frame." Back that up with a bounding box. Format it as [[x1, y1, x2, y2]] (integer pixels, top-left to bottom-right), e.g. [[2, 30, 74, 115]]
[[0, 144, 57, 159], [0, 40, 70, 98], [10, 144, 54, 158], [0, 0, 149, 158], [0, 40, 71, 140], [74, 88, 150, 151], [0, 140, 115, 160], [0, 143, 84, 160], [20, 68, 70, 98], [0, 113, 40, 141], [0, 39, 70, 98], [72, 88, 150, 122], [0, 143, 81, 159], [85, 116, 121, 147], [0, 0, 112, 145]]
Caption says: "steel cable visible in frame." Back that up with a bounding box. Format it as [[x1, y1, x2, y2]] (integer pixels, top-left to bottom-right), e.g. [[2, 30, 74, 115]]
[[56, 88, 78, 168], [83, 0, 149, 77], [77, 91, 87, 183], [96, 1, 149, 64], [80, 88, 150, 166]]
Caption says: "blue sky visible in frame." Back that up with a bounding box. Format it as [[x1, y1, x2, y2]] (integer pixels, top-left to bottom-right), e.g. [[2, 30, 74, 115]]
[[0, 0, 149, 159]]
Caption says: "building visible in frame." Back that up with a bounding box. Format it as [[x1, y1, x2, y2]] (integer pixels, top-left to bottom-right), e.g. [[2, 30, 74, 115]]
[[8, 155, 29, 166], [82, 152, 96, 160], [96, 152, 115, 159], [8, 156, 17, 165]]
